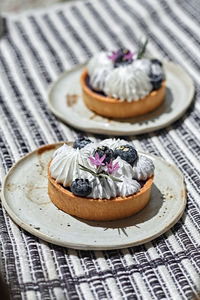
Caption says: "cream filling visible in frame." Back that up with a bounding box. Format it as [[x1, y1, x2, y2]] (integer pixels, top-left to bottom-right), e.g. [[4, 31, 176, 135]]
[[80, 141, 97, 156], [88, 176, 117, 199], [103, 65, 152, 101], [87, 175, 140, 199], [87, 52, 113, 77], [50, 144, 95, 186], [133, 58, 152, 76], [87, 52, 166, 100], [50, 142, 154, 199], [132, 155, 155, 180], [89, 68, 111, 91]]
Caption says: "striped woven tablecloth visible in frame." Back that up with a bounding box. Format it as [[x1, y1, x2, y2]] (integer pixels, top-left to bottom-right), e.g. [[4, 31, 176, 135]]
[[0, 0, 200, 299]]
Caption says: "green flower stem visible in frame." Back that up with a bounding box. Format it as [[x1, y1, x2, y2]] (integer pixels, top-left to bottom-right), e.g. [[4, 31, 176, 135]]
[[98, 173, 122, 183], [79, 164, 97, 176], [96, 165, 102, 174], [108, 174, 123, 183], [137, 38, 148, 59]]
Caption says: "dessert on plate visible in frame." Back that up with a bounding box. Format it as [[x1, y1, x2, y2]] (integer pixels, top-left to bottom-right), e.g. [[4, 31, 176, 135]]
[[48, 137, 155, 221], [80, 40, 166, 118]]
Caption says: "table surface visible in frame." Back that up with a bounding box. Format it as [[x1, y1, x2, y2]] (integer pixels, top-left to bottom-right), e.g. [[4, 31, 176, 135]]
[[0, 0, 199, 299]]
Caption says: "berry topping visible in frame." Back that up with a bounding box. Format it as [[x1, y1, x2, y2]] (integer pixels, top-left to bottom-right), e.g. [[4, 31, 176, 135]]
[[71, 178, 92, 197], [149, 74, 163, 90], [73, 137, 92, 149], [149, 61, 164, 90], [151, 63, 163, 77], [93, 146, 114, 164], [151, 58, 163, 67], [108, 49, 134, 68], [114, 145, 138, 166]]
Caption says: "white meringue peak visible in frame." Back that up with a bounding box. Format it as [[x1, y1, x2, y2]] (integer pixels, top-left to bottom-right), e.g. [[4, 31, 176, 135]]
[[132, 155, 155, 180]]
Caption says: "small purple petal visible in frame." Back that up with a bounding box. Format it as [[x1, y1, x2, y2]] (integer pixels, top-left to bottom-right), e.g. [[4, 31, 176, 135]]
[[88, 156, 95, 163], [106, 161, 112, 168], [108, 52, 118, 62], [113, 162, 120, 172], [124, 52, 134, 60], [89, 153, 105, 167], [99, 154, 106, 163], [106, 160, 120, 174], [94, 153, 100, 160]]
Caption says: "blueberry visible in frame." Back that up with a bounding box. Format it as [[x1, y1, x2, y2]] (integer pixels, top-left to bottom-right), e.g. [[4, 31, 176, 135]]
[[114, 49, 133, 68], [151, 63, 163, 77], [71, 178, 92, 197], [73, 137, 92, 149], [149, 74, 163, 90], [149, 62, 164, 90], [114, 145, 138, 166], [151, 58, 163, 67], [93, 146, 114, 164]]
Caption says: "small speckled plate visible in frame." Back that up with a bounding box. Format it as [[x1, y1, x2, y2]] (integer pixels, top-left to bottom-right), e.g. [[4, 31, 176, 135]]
[[48, 61, 194, 135], [1, 143, 186, 250]]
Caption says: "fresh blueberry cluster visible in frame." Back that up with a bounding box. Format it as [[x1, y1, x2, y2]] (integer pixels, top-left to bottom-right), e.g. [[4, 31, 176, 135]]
[[114, 145, 138, 166], [92, 144, 138, 166], [93, 146, 114, 164], [73, 137, 92, 149], [149, 59, 164, 90], [71, 178, 92, 197]]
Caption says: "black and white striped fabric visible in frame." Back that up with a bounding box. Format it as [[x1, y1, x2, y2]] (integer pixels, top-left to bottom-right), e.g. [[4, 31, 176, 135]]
[[0, 0, 200, 299]]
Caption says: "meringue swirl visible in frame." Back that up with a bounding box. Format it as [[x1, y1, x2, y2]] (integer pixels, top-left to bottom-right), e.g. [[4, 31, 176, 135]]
[[50, 141, 155, 199], [89, 68, 111, 91], [103, 65, 152, 101], [88, 176, 118, 199], [133, 58, 152, 76], [50, 144, 95, 186], [87, 174, 140, 199], [116, 177, 141, 197], [87, 52, 113, 76], [87, 51, 158, 101], [132, 155, 155, 180]]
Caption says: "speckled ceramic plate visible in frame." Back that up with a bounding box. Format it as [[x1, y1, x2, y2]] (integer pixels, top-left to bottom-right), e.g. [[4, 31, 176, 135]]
[[1, 143, 186, 250], [48, 62, 194, 135]]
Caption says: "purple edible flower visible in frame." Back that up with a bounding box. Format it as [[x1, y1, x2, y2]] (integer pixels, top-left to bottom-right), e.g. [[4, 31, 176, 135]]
[[79, 156, 122, 183], [108, 52, 119, 62], [88, 153, 106, 167], [108, 49, 135, 63], [106, 160, 120, 174], [124, 52, 134, 60]]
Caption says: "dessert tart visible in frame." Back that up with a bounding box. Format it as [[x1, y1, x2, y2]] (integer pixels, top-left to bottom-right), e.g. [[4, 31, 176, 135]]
[[80, 41, 166, 118], [48, 138, 155, 221]]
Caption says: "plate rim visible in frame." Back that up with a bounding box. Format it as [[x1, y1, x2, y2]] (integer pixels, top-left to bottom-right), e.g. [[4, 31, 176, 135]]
[[1, 143, 187, 250], [47, 61, 195, 136]]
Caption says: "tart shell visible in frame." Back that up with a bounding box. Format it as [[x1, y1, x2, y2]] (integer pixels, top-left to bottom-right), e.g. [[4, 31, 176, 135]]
[[48, 160, 154, 221], [80, 68, 166, 119]]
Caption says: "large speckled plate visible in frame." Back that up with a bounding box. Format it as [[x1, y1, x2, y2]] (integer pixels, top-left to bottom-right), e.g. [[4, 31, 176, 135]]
[[1, 143, 186, 250], [48, 62, 194, 135]]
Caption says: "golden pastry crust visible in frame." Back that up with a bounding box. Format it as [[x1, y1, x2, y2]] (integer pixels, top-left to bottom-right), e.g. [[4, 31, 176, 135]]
[[80, 68, 166, 118], [48, 160, 154, 221]]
